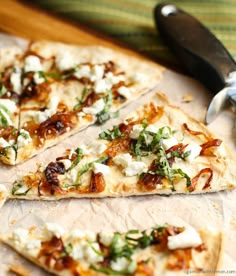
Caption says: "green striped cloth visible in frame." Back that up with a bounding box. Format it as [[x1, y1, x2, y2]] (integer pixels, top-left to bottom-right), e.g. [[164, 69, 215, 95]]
[[33, 0, 236, 66]]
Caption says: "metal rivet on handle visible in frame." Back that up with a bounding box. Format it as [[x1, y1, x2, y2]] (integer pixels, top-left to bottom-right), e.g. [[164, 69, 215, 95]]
[[161, 5, 178, 17]]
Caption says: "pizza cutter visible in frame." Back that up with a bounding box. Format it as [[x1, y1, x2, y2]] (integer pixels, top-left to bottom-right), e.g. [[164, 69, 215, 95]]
[[154, 3, 236, 124]]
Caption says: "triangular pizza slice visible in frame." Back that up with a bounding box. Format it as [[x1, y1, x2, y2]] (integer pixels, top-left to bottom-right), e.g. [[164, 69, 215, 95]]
[[0, 222, 222, 275], [0, 41, 163, 165], [3, 93, 235, 201]]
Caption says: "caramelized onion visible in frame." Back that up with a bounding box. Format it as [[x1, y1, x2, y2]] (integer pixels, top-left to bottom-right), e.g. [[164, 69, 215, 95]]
[[138, 160, 164, 191], [189, 168, 213, 192], [182, 123, 210, 140], [39, 162, 65, 196], [200, 139, 222, 155], [89, 171, 106, 193], [39, 236, 79, 275]]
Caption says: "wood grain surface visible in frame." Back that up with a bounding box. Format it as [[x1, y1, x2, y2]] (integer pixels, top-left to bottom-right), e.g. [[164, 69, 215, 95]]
[[0, 0, 156, 61]]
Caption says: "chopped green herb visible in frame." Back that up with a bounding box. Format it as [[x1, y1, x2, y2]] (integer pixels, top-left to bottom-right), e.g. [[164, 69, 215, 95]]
[[99, 125, 123, 141], [12, 181, 31, 196], [19, 130, 29, 139], [0, 103, 11, 127], [73, 86, 92, 111], [62, 67, 77, 80], [76, 156, 109, 182], [154, 147, 190, 191], [96, 90, 118, 125], [0, 145, 16, 159], [0, 84, 7, 97], [61, 243, 73, 257], [67, 147, 83, 171]]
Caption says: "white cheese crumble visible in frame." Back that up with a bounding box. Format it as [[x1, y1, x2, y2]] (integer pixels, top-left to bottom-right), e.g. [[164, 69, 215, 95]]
[[33, 72, 45, 84], [82, 99, 105, 115], [105, 72, 125, 85], [93, 163, 110, 175], [24, 55, 43, 72], [59, 159, 72, 170], [90, 65, 105, 82], [99, 232, 113, 247], [12, 228, 29, 245], [117, 86, 131, 99], [113, 153, 132, 168], [34, 95, 60, 123], [0, 184, 8, 209], [25, 240, 41, 257], [45, 223, 65, 238], [74, 65, 91, 79], [184, 143, 202, 162], [94, 78, 112, 94], [84, 242, 103, 264], [68, 230, 96, 242], [0, 137, 14, 147], [124, 161, 147, 177], [110, 257, 135, 272], [113, 153, 147, 177], [167, 225, 202, 250], [17, 129, 32, 148], [10, 68, 22, 94], [87, 141, 107, 155], [71, 242, 85, 260], [162, 136, 178, 150], [55, 51, 76, 71], [0, 99, 17, 113], [129, 124, 143, 139]]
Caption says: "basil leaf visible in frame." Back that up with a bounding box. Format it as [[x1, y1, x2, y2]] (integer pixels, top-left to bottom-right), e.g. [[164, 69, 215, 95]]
[[73, 86, 92, 111], [12, 181, 31, 196], [99, 125, 123, 141], [96, 90, 114, 125], [172, 168, 191, 187], [76, 156, 108, 182], [0, 84, 7, 97], [61, 67, 77, 79], [61, 243, 73, 257], [67, 147, 83, 171]]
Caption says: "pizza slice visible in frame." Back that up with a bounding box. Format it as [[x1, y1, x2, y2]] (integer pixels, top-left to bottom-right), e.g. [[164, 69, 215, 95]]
[[0, 41, 163, 165], [0, 222, 222, 275], [0, 46, 25, 165], [5, 93, 236, 201]]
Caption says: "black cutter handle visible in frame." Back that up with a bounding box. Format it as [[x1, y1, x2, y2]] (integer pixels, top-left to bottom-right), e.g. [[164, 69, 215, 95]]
[[154, 3, 236, 94]]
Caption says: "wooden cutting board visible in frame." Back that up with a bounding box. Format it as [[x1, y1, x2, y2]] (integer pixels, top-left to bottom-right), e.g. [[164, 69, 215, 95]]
[[0, 0, 155, 62]]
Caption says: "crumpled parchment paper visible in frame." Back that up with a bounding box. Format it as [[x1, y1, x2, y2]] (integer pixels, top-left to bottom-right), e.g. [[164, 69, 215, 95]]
[[0, 33, 236, 275]]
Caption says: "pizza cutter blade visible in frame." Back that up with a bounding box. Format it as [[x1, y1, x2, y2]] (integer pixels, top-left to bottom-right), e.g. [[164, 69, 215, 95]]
[[154, 3, 236, 124]]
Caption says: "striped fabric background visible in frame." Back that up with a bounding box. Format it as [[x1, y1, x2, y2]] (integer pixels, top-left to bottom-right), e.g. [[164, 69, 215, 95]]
[[32, 0, 236, 67]]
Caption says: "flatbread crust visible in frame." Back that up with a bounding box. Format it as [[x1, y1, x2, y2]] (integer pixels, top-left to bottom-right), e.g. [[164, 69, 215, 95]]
[[0, 224, 222, 275], [0, 41, 163, 165]]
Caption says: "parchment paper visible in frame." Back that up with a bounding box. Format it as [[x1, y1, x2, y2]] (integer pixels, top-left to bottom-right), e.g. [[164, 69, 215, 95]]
[[0, 33, 236, 275]]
